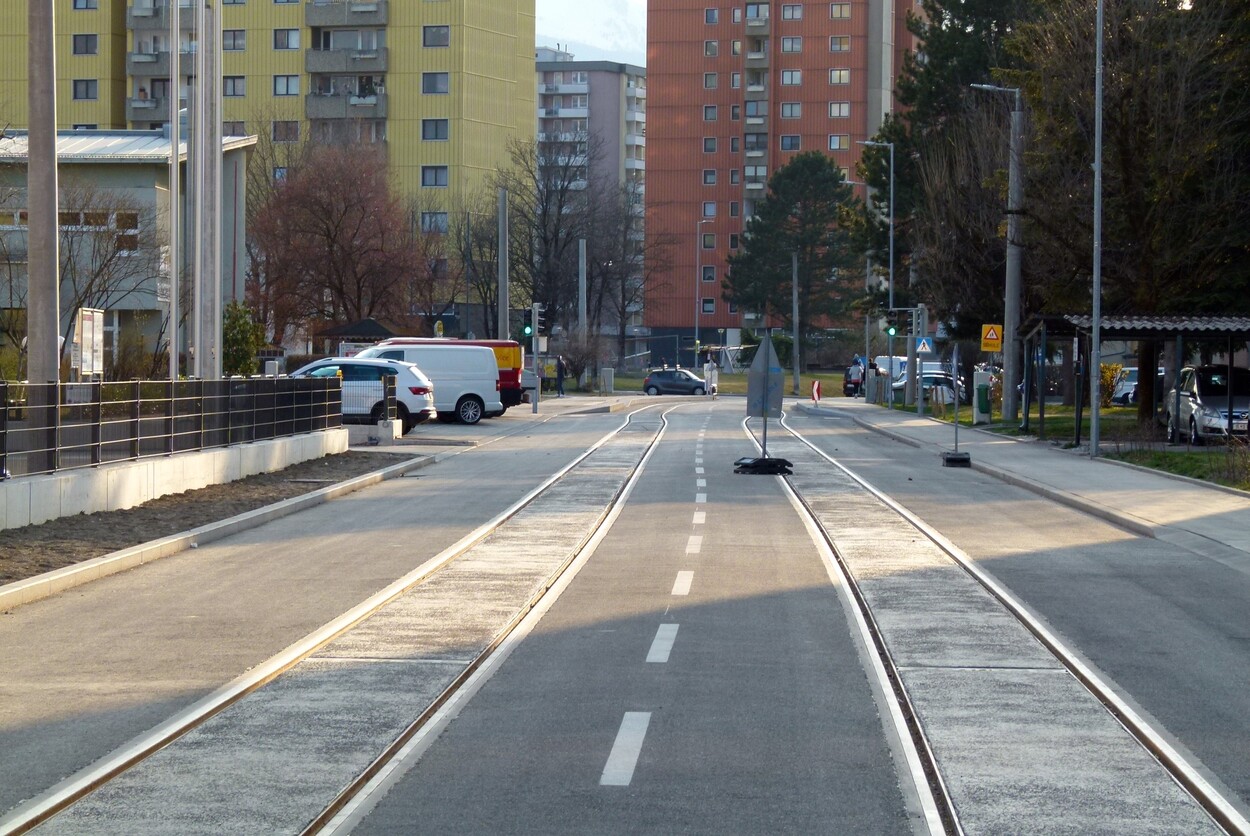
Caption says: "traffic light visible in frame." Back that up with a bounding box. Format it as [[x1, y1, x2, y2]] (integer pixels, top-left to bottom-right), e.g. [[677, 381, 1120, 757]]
[[884, 311, 898, 337], [522, 308, 533, 337], [533, 303, 545, 335]]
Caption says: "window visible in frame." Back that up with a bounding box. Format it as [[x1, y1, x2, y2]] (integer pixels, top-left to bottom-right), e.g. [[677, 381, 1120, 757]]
[[828, 134, 850, 150], [423, 25, 450, 47], [731, 40, 742, 56], [223, 120, 245, 136], [781, 102, 801, 118], [745, 3, 768, 20], [224, 76, 246, 97], [830, 2, 850, 18], [730, 233, 740, 249], [781, 135, 800, 150], [730, 202, 740, 217], [781, 4, 802, 18], [703, 105, 717, 121], [702, 265, 716, 282], [703, 137, 717, 153], [730, 136, 740, 152], [72, 0, 97, 8], [701, 233, 715, 249], [781, 37, 801, 53], [422, 118, 449, 140], [72, 79, 97, 100], [421, 165, 449, 187], [730, 72, 741, 89], [702, 298, 715, 314], [274, 0, 298, 4], [705, 7, 719, 23], [733, 8, 742, 22], [745, 100, 767, 117], [782, 70, 801, 85], [703, 169, 717, 185], [829, 68, 850, 84], [222, 0, 244, 5], [273, 75, 299, 96], [729, 302, 739, 314], [274, 29, 299, 49], [745, 164, 769, 178], [223, 29, 246, 50], [703, 201, 716, 217], [744, 133, 766, 150], [72, 123, 98, 130], [72, 34, 97, 55], [830, 36, 850, 51], [421, 212, 449, 233], [272, 120, 299, 142], [704, 40, 718, 57], [730, 104, 740, 120], [730, 169, 740, 185], [704, 72, 718, 89], [829, 101, 850, 118], [423, 72, 449, 94], [273, 166, 287, 181]]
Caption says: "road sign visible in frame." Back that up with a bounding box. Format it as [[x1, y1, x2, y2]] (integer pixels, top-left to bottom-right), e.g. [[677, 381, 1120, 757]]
[[981, 324, 1003, 353], [745, 339, 783, 419], [915, 336, 936, 356]]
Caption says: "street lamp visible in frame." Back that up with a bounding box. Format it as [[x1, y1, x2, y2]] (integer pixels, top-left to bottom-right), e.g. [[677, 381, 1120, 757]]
[[971, 83, 1024, 423], [859, 140, 894, 405], [695, 217, 711, 365]]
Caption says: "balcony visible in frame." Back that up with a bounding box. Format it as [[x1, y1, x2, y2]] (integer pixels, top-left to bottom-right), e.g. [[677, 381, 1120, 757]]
[[127, 3, 194, 31], [746, 115, 765, 126], [625, 158, 645, 170], [126, 50, 170, 76], [126, 96, 171, 123], [305, 91, 388, 120], [745, 14, 770, 32], [625, 133, 646, 146], [305, 0, 388, 28], [306, 46, 388, 74], [627, 84, 646, 99], [543, 82, 589, 95], [625, 108, 646, 123], [744, 86, 768, 101], [745, 52, 769, 70]]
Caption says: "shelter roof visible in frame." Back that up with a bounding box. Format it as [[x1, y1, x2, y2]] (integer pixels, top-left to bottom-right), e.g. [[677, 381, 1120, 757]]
[[1062, 315, 1250, 340], [0, 130, 255, 164]]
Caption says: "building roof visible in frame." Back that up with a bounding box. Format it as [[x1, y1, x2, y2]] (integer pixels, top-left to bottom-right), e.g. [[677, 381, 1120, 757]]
[[1063, 315, 1250, 339], [0, 130, 256, 164]]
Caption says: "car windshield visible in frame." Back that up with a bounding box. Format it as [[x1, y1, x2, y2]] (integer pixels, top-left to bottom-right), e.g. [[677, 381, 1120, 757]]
[[1198, 368, 1250, 397]]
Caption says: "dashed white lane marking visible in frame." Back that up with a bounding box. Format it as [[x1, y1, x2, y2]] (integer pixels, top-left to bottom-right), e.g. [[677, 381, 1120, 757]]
[[646, 624, 680, 662], [600, 712, 651, 786], [672, 572, 694, 596], [696, 478, 706, 487], [686, 535, 703, 554], [695, 457, 703, 464], [695, 466, 705, 474], [692, 511, 706, 525], [695, 492, 706, 504]]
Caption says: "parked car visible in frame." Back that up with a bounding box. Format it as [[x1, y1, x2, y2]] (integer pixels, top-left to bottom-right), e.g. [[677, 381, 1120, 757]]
[[289, 357, 434, 435], [353, 343, 504, 424], [642, 368, 707, 396], [1164, 365, 1250, 444], [1112, 367, 1165, 405], [893, 371, 966, 405]]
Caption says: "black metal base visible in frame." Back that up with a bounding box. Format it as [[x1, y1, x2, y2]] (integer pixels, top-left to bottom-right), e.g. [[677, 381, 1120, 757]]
[[734, 456, 794, 475], [941, 451, 972, 467]]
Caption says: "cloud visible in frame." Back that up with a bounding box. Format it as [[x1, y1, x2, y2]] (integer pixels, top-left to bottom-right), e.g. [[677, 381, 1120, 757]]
[[536, 0, 646, 64]]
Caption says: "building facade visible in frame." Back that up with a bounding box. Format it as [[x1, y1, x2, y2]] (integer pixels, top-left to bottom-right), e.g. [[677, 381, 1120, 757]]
[[0, 0, 536, 206], [643, 0, 912, 358], [535, 48, 647, 335]]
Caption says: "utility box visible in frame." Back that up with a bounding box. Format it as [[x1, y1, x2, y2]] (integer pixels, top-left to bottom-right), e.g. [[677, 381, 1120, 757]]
[[973, 371, 993, 424], [600, 367, 615, 393]]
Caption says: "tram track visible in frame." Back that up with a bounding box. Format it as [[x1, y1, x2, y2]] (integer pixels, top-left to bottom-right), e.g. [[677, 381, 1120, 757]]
[[768, 412, 1248, 835], [1, 406, 672, 836]]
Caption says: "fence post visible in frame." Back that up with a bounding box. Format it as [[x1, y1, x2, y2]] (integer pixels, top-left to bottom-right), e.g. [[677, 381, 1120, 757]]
[[0, 381, 8, 478], [166, 379, 175, 455], [130, 380, 141, 460], [50, 381, 61, 473], [91, 380, 103, 466]]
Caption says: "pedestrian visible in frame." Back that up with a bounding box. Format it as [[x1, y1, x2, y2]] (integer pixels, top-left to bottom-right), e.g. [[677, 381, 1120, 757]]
[[556, 355, 566, 397]]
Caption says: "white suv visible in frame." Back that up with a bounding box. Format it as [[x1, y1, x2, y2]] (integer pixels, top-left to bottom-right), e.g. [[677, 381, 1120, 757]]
[[290, 357, 435, 435]]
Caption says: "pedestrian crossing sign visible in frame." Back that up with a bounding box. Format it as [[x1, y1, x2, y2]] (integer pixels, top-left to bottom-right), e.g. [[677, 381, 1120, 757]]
[[915, 336, 936, 356], [981, 324, 1003, 352]]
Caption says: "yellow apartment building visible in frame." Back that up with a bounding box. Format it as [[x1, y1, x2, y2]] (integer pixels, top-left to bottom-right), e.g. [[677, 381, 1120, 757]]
[[0, 0, 536, 206]]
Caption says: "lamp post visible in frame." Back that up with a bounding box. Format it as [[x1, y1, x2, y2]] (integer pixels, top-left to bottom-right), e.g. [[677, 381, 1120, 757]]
[[694, 217, 711, 366], [858, 140, 894, 405], [971, 83, 1024, 423], [1090, 0, 1105, 457]]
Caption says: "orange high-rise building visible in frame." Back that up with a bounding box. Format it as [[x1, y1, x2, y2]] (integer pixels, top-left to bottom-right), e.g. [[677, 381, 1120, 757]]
[[644, 0, 912, 361]]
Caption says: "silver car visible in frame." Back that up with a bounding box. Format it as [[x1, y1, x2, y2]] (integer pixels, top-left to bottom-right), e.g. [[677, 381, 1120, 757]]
[[1165, 365, 1250, 445]]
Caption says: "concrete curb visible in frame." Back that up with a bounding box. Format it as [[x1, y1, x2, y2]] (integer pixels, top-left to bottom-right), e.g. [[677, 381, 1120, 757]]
[[0, 454, 436, 613]]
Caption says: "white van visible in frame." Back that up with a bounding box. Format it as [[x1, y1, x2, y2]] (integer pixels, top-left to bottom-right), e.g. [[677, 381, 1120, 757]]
[[355, 344, 503, 424]]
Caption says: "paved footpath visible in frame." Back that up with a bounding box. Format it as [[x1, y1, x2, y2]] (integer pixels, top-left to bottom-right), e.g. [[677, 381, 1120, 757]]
[[798, 398, 1250, 567]]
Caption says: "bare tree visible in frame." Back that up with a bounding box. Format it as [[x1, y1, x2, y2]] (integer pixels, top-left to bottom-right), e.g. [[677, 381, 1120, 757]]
[[451, 189, 505, 339]]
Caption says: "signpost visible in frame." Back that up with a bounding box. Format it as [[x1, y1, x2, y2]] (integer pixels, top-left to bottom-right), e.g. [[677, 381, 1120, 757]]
[[981, 324, 1003, 353], [736, 335, 792, 474]]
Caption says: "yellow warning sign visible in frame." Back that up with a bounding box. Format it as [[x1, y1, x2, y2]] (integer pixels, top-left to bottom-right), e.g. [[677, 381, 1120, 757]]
[[981, 324, 1003, 353]]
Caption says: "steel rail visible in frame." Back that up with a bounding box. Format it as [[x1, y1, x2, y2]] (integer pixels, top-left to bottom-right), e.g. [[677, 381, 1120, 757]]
[[0, 405, 670, 836], [776, 413, 1250, 836]]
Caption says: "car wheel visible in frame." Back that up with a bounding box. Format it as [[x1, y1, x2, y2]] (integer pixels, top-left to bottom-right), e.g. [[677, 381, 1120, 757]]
[[1189, 418, 1203, 446], [693, 386, 705, 395], [457, 396, 484, 425], [369, 402, 387, 423], [646, 386, 660, 396], [1166, 412, 1178, 444], [397, 404, 412, 435]]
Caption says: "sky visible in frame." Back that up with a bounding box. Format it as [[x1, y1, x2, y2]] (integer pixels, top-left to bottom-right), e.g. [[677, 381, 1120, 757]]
[[536, 0, 647, 67]]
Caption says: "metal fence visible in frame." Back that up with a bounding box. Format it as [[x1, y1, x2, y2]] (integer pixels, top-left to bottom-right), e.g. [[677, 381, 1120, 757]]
[[1, 378, 344, 479]]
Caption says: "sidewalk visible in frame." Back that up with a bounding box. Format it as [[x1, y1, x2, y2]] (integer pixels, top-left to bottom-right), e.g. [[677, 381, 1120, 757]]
[[798, 398, 1250, 565]]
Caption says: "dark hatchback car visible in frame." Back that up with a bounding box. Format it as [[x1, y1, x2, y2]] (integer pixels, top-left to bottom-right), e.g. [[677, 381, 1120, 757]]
[[642, 368, 707, 395]]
